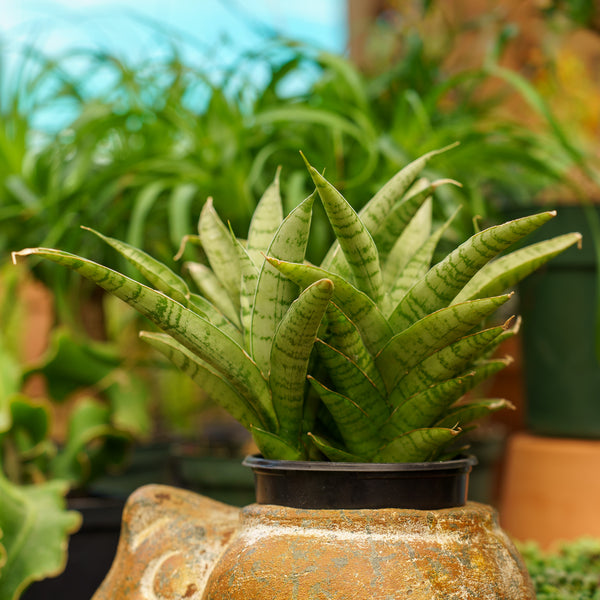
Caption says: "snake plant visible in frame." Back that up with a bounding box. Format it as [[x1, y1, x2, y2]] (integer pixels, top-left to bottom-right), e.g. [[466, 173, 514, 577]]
[[13, 146, 581, 462]]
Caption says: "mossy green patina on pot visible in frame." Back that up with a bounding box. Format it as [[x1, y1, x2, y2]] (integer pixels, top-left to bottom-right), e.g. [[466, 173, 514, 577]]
[[93, 475, 534, 599]]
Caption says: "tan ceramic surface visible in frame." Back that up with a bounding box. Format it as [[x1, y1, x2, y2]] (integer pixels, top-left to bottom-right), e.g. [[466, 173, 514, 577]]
[[94, 484, 534, 599]]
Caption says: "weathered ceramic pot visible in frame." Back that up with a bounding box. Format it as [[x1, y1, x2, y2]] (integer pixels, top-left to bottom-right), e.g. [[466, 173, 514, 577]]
[[93, 458, 535, 600]]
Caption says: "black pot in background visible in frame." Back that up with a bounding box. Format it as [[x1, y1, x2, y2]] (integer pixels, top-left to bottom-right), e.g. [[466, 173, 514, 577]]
[[243, 454, 477, 510], [515, 205, 600, 438]]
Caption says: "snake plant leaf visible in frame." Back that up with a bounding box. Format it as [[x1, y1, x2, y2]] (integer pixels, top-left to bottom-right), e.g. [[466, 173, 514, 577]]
[[266, 258, 393, 354], [187, 293, 243, 345], [382, 375, 481, 439], [314, 341, 388, 421], [377, 294, 511, 392], [246, 167, 283, 267], [232, 236, 260, 346], [374, 179, 460, 262], [250, 425, 306, 460], [185, 262, 241, 327], [386, 209, 459, 317], [391, 211, 557, 332], [140, 331, 271, 431], [453, 232, 582, 304], [373, 427, 460, 463], [82, 226, 190, 306], [197, 197, 242, 311], [0, 475, 81, 600], [324, 303, 385, 390], [308, 376, 382, 459], [307, 432, 363, 462], [435, 399, 515, 429], [303, 154, 384, 303], [250, 191, 315, 374], [321, 143, 458, 270], [270, 278, 334, 447], [390, 324, 507, 404], [382, 195, 432, 288], [13, 248, 271, 417]]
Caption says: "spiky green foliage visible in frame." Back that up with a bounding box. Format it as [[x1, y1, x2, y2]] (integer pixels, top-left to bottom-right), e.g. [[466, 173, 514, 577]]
[[13, 147, 581, 462]]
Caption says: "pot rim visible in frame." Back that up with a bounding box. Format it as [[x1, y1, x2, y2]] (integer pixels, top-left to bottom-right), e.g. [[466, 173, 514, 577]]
[[243, 454, 478, 473]]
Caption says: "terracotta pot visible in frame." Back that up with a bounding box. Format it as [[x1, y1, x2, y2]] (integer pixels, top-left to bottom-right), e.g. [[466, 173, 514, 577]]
[[499, 432, 600, 548], [93, 458, 535, 599]]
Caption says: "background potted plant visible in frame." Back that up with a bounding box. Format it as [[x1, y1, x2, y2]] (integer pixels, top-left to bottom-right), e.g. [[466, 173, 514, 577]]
[[13, 145, 579, 598]]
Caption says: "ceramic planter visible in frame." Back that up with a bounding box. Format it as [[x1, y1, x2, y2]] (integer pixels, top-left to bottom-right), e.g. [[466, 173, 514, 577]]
[[92, 457, 535, 599]]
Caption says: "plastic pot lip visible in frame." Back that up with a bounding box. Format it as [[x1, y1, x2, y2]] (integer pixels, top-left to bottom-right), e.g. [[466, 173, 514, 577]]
[[243, 454, 478, 473]]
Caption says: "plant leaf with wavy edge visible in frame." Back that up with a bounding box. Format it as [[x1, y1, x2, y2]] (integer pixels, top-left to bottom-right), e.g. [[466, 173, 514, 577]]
[[390, 324, 507, 405], [373, 427, 460, 462], [266, 258, 393, 355], [390, 211, 557, 332], [303, 154, 383, 303], [377, 295, 511, 393], [269, 279, 334, 447], [12, 248, 274, 426], [246, 167, 283, 267], [185, 262, 241, 327], [250, 425, 305, 460], [0, 475, 81, 600], [250, 192, 315, 374], [382, 193, 432, 287], [308, 376, 383, 459], [321, 143, 458, 271], [307, 432, 362, 462], [82, 226, 190, 306], [435, 399, 514, 429], [141, 331, 269, 431], [198, 197, 242, 312], [453, 232, 582, 304], [386, 208, 459, 316], [324, 303, 385, 391]]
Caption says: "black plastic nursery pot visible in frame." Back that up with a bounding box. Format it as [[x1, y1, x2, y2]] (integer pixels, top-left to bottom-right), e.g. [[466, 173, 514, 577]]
[[243, 454, 477, 510], [514, 205, 600, 438]]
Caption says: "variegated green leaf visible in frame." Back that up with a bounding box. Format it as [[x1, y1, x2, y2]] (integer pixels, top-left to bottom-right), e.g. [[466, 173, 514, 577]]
[[198, 197, 242, 310], [391, 211, 557, 331], [373, 427, 460, 462], [250, 426, 306, 460], [382, 375, 480, 438], [13, 248, 272, 423], [266, 258, 393, 354], [187, 293, 243, 345], [304, 154, 383, 303], [453, 232, 582, 304], [82, 227, 191, 306], [231, 236, 260, 346], [435, 399, 514, 429], [385, 209, 459, 317], [315, 341, 388, 422], [382, 195, 432, 288], [321, 143, 458, 270], [377, 295, 511, 392], [246, 167, 283, 267], [250, 192, 315, 374], [140, 331, 270, 431], [269, 279, 334, 447], [324, 303, 385, 390], [185, 262, 241, 327], [308, 376, 382, 459], [374, 179, 460, 262], [390, 324, 506, 402], [307, 433, 362, 462]]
